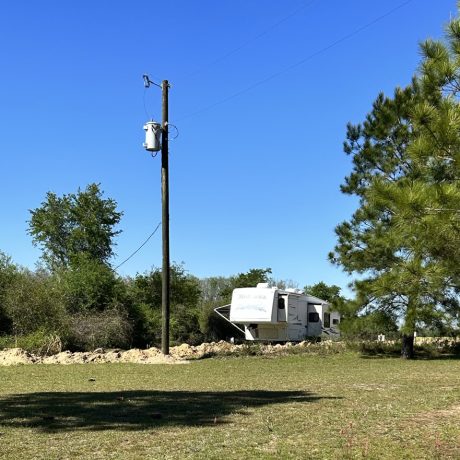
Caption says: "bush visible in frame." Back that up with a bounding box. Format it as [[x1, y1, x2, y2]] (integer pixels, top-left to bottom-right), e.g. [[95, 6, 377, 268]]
[[0, 330, 62, 356], [414, 338, 460, 357], [3, 269, 66, 336], [0, 252, 19, 335], [199, 301, 242, 343], [126, 264, 203, 347], [350, 340, 402, 356], [127, 302, 162, 348], [237, 343, 264, 356], [58, 255, 126, 313], [127, 264, 201, 311], [171, 304, 203, 346], [346, 339, 460, 357], [63, 308, 132, 351], [339, 311, 399, 340]]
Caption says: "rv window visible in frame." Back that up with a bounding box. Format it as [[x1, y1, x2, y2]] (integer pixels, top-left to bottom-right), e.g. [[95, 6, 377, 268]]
[[278, 297, 285, 310], [323, 312, 330, 328], [308, 312, 319, 323], [332, 318, 340, 325]]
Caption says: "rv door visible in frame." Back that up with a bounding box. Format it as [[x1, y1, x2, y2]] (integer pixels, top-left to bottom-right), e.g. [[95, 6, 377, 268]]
[[307, 304, 322, 337]]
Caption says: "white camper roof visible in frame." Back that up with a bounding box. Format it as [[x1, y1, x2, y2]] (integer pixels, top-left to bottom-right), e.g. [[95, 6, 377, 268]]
[[304, 294, 330, 305]]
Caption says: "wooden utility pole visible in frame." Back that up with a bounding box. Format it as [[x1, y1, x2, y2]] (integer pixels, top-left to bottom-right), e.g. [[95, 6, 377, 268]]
[[161, 80, 170, 355]]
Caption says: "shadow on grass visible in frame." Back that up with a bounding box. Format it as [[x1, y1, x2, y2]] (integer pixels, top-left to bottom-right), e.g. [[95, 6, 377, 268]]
[[0, 390, 338, 432], [359, 351, 460, 360]]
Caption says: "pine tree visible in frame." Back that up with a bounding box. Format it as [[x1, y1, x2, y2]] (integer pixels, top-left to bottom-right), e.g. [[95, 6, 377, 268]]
[[330, 11, 460, 358]]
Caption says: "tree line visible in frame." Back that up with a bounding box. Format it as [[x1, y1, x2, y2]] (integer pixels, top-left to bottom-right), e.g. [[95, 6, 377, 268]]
[[1, 227, 363, 353], [2, 185, 350, 351], [0, 182, 402, 352]]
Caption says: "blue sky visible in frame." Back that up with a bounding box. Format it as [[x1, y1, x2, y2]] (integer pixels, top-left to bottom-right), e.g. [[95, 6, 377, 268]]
[[0, 0, 456, 292]]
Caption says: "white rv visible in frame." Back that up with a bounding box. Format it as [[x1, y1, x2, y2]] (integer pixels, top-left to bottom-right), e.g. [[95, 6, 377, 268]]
[[215, 283, 340, 341]]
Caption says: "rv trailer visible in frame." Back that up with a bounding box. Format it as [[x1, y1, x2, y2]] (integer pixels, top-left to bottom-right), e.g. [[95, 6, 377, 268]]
[[214, 283, 340, 341]]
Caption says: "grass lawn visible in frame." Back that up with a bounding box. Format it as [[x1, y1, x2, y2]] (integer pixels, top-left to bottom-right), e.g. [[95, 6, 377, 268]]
[[0, 352, 459, 459]]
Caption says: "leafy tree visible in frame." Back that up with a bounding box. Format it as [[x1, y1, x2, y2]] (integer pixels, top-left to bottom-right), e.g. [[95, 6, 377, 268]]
[[269, 278, 299, 290], [304, 282, 344, 304], [129, 263, 201, 310], [28, 183, 122, 271], [126, 301, 162, 348], [330, 13, 460, 358], [198, 276, 234, 305], [170, 303, 203, 345], [231, 268, 272, 289], [302, 281, 382, 336], [0, 252, 18, 335], [339, 310, 399, 340], [220, 268, 272, 301], [127, 263, 201, 346], [57, 253, 126, 314]]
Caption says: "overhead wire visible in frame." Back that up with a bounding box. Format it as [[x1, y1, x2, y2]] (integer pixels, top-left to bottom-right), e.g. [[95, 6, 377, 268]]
[[167, 124, 179, 140], [184, 0, 317, 79], [143, 87, 152, 120], [176, 0, 414, 122], [130, 1, 413, 267], [113, 222, 162, 271], [135, 0, 296, 268]]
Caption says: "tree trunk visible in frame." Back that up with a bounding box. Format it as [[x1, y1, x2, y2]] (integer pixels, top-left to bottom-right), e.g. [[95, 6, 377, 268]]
[[401, 334, 415, 359]]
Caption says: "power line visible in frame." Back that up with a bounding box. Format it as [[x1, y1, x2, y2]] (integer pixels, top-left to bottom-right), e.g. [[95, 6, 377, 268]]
[[113, 222, 161, 271], [176, 0, 414, 122], [127, 1, 413, 275], [184, 0, 317, 79]]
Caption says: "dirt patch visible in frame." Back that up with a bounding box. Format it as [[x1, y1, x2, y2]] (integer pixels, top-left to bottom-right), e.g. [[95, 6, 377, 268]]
[[0, 348, 41, 366], [0, 340, 344, 366], [0, 347, 187, 366]]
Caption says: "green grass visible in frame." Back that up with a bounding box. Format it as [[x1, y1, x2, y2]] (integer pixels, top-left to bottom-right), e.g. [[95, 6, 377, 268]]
[[0, 353, 459, 459]]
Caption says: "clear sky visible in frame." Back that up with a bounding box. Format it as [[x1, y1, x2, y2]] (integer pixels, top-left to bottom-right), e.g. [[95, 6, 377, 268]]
[[0, 0, 456, 292]]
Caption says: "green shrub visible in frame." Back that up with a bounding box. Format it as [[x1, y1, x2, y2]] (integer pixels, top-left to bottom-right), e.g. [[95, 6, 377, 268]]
[[126, 264, 203, 347], [414, 339, 460, 357], [339, 311, 399, 340], [58, 255, 126, 313], [237, 343, 264, 356], [345, 338, 460, 358], [0, 335, 14, 350], [170, 304, 203, 346], [0, 252, 19, 335], [127, 264, 201, 311], [199, 301, 242, 343], [3, 269, 66, 336], [352, 340, 402, 356], [63, 308, 132, 351], [127, 302, 162, 348], [0, 330, 62, 355]]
